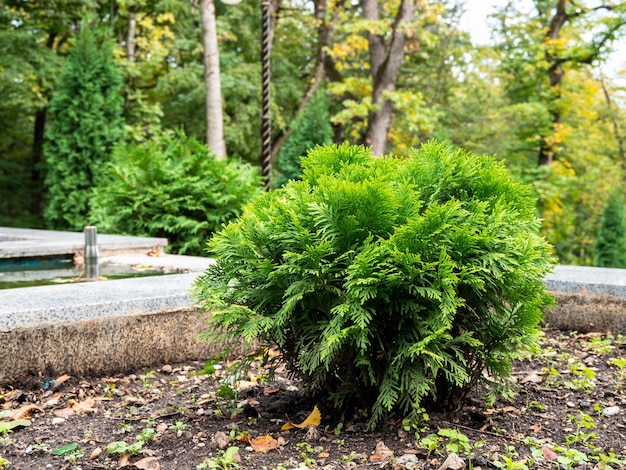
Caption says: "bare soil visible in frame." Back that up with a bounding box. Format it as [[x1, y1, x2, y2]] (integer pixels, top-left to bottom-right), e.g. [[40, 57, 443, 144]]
[[1, 328, 626, 470]]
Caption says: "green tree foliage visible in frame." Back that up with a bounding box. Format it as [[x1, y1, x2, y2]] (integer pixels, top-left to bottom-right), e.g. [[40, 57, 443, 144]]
[[194, 142, 555, 428], [0, 29, 61, 226], [273, 88, 333, 188], [43, 27, 125, 230], [90, 132, 262, 256], [595, 191, 626, 268]]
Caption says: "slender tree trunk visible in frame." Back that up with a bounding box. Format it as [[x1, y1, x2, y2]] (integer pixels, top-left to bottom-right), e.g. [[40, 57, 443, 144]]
[[30, 32, 57, 218], [363, 0, 416, 156], [600, 77, 626, 182], [538, 0, 568, 166], [199, 0, 227, 159], [30, 108, 47, 217], [126, 7, 136, 61]]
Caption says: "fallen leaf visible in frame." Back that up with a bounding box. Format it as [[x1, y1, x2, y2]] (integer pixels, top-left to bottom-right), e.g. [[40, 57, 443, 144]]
[[502, 406, 519, 413], [0, 419, 31, 433], [529, 423, 542, 433], [263, 387, 280, 396], [520, 371, 544, 384], [281, 405, 321, 430], [133, 456, 161, 469], [370, 441, 394, 462], [54, 407, 75, 418], [156, 422, 168, 434], [70, 397, 97, 414], [250, 435, 281, 453], [9, 404, 44, 420], [118, 454, 131, 468], [55, 374, 71, 384], [236, 433, 251, 444], [542, 445, 558, 461], [50, 442, 79, 456], [438, 452, 465, 470], [89, 447, 103, 460]]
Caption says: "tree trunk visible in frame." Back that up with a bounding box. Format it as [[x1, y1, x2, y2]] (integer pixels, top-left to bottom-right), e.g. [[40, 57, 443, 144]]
[[600, 77, 626, 182], [30, 107, 47, 217], [126, 7, 136, 61], [199, 0, 227, 159], [363, 0, 416, 156], [30, 31, 57, 218], [538, 0, 568, 166]]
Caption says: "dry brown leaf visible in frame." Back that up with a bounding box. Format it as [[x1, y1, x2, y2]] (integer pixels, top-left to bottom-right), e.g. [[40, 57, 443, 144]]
[[529, 423, 542, 433], [118, 454, 132, 468], [520, 371, 544, 384], [55, 374, 71, 384], [89, 447, 102, 460], [236, 433, 251, 444], [133, 456, 161, 469], [370, 441, 394, 462], [146, 245, 161, 257], [10, 404, 44, 420], [542, 445, 558, 461], [53, 407, 75, 418], [250, 435, 281, 453], [263, 387, 280, 396], [281, 405, 321, 430], [502, 406, 519, 413], [70, 398, 97, 414]]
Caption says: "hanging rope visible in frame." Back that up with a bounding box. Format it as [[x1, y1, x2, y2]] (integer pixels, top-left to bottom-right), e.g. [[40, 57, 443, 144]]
[[261, 0, 272, 190]]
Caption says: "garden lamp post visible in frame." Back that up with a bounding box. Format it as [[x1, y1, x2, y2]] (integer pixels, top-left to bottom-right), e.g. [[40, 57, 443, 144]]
[[221, 0, 272, 191]]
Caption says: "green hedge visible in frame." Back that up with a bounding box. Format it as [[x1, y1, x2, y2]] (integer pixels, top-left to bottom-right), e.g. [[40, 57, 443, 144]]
[[90, 132, 262, 255]]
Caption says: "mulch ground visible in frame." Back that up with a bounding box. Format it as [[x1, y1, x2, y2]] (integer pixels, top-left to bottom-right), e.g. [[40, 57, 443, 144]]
[[1, 328, 626, 470]]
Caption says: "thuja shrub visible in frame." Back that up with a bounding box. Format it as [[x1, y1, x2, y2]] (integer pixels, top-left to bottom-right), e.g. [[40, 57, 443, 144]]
[[90, 132, 261, 256], [194, 142, 555, 428]]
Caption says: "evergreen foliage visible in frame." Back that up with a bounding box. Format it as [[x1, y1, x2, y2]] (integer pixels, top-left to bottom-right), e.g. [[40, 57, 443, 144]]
[[273, 88, 333, 188], [194, 142, 555, 428], [595, 191, 626, 268], [89, 132, 262, 256], [43, 27, 125, 231]]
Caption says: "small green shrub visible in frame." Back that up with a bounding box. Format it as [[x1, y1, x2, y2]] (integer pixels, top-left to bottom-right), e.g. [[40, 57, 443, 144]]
[[90, 131, 262, 256], [594, 190, 626, 268], [194, 142, 555, 428]]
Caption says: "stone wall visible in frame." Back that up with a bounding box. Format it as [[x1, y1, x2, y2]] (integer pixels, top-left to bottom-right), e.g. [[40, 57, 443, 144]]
[[0, 307, 241, 385]]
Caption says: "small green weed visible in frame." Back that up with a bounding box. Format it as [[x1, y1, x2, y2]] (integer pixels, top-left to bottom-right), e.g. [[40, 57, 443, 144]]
[[492, 445, 529, 470], [196, 446, 240, 469], [552, 445, 588, 469], [418, 428, 471, 456], [564, 411, 597, 445], [295, 442, 317, 467], [169, 421, 190, 432]]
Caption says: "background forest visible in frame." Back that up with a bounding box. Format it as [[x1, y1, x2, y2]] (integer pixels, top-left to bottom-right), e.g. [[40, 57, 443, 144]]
[[1, 0, 626, 265]]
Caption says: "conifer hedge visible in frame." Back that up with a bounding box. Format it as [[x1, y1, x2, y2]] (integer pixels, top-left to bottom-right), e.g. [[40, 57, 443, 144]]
[[194, 142, 555, 428], [90, 132, 261, 256]]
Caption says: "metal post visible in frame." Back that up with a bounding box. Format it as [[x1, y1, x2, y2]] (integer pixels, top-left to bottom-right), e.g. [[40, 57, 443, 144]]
[[260, 0, 272, 191], [84, 226, 99, 281]]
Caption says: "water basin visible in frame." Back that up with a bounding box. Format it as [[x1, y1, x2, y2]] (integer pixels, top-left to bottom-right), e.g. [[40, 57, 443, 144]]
[[0, 255, 186, 290]]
